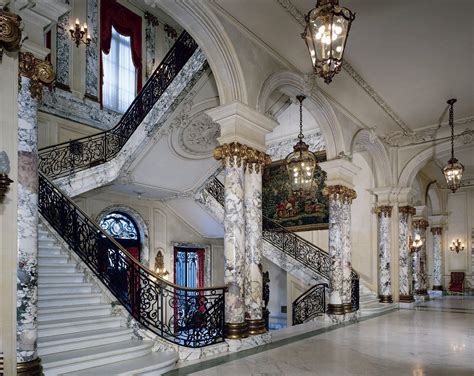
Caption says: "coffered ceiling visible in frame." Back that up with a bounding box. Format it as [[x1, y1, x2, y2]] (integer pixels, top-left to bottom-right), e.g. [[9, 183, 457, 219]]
[[213, 0, 474, 135]]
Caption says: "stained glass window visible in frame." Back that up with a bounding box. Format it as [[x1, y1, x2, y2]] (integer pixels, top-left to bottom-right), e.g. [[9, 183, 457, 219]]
[[99, 212, 138, 240]]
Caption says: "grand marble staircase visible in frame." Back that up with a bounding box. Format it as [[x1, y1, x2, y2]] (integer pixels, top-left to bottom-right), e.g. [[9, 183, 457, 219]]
[[37, 221, 178, 375]]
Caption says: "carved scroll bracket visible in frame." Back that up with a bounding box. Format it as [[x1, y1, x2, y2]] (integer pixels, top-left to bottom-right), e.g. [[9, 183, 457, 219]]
[[0, 10, 22, 60], [19, 51, 55, 100]]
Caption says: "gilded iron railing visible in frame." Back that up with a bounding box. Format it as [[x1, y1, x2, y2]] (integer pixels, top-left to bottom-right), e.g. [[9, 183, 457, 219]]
[[292, 283, 328, 325], [38, 31, 198, 179], [39, 172, 226, 347], [204, 177, 360, 318]]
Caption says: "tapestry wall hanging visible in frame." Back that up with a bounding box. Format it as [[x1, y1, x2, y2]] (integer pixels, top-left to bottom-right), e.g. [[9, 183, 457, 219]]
[[262, 151, 328, 231]]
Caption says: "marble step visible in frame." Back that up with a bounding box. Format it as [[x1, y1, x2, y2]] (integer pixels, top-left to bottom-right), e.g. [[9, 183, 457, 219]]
[[38, 315, 121, 337], [38, 327, 133, 356], [38, 303, 112, 322], [38, 283, 93, 296], [38, 264, 77, 274], [39, 273, 85, 284], [38, 255, 69, 264], [41, 340, 152, 375], [38, 239, 59, 248], [64, 351, 179, 376], [39, 247, 62, 256], [38, 293, 102, 308]]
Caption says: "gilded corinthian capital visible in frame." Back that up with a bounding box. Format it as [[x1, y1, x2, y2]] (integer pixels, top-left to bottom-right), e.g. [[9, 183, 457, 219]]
[[214, 142, 271, 170], [19, 52, 55, 100], [0, 10, 22, 59], [322, 184, 357, 204]]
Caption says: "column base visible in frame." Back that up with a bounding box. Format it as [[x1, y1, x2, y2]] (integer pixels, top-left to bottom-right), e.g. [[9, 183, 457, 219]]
[[17, 358, 43, 376], [415, 289, 428, 296], [224, 322, 249, 339], [343, 303, 354, 313], [399, 294, 415, 303], [327, 303, 345, 315], [378, 295, 393, 303], [432, 285, 443, 291], [245, 318, 266, 335]]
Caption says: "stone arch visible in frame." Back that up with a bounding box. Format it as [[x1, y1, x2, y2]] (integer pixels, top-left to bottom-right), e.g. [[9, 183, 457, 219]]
[[350, 129, 392, 188], [426, 181, 442, 215], [257, 70, 346, 159], [97, 205, 150, 265], [398, 139, 472, 188], [150, 0, 248, 105]]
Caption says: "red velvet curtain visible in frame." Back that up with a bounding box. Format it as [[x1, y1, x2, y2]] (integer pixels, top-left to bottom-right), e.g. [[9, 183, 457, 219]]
[[196, 249, 205, 288], [100, 0, 142, 105]]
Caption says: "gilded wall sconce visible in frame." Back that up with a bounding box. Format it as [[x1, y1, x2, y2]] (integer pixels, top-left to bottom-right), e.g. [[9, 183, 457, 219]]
[[154, 248, 169, 278]]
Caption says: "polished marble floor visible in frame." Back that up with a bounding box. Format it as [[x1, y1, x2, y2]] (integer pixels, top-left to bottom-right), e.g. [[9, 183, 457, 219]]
[[168, 297, 474, 375]]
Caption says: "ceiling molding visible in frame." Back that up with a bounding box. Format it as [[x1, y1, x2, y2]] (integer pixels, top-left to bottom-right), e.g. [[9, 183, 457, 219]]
[[274, 0, 411, 134]]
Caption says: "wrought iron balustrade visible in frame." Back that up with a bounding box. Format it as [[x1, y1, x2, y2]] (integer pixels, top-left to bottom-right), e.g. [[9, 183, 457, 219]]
[[39, 31, 198, 179], [351, 269, 360, 312], [292, 283, 328, 325], [39, 172, 226, 347]]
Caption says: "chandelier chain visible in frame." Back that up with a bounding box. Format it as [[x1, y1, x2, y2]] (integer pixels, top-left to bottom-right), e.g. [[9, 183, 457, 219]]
[[297, 95, 305, 141], [449, 101, 454, 160]]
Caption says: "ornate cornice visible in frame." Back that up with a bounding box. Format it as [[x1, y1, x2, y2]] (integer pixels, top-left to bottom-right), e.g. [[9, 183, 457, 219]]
[[0, 10, 22, 60], [412, 219, 429, 230], [214, 142, 271, 170], [274, 0, 410, 134], [376, 205, 392, 218], [323, 184, 357, 204], [431, 227, 443, 236], [398, 205, 416, 216], [19, 52, 55, 100]]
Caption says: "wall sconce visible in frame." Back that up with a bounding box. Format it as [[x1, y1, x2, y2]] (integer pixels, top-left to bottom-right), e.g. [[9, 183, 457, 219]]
[[409, 234, 423, 253], [450, 239, 465, 254], [69, 18, 91, 48], [0, 151, 13, 203], [154, 248, 169, 279]]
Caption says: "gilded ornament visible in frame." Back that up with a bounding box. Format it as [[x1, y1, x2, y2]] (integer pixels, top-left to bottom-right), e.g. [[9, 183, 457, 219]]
[[214, 142, 270, 170], [322, 184, 357, 203], [412, 219, 429, 230], [376, 205, 392, 217], [398, 206, 416, 216], [19, 52, 55, 100], [0, 10, 22, 60], [431, 227, 443, 236]]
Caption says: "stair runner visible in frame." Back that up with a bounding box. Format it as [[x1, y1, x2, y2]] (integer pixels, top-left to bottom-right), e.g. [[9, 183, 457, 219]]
[[37, 221, 178, 375]]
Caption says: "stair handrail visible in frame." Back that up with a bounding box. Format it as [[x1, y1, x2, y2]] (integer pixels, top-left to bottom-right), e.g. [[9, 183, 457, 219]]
[[39, 30, 198, 179], [39, 171, 226, 347], [292, 283, 328, 325]]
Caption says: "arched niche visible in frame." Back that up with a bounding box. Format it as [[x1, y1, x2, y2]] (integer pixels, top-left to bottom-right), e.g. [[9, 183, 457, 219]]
[[97, 205, 150, 265]]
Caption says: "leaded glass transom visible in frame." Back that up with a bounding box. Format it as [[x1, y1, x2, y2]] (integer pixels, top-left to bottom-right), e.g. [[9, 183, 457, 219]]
[[100, 212, 138, 240]]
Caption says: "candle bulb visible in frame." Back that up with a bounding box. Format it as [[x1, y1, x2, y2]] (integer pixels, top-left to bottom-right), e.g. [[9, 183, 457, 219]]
[[83, 23, 87, 30], [75, 18, 80, 25]]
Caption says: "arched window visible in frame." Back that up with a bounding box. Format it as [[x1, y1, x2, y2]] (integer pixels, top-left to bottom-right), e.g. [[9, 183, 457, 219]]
[[100, 212, 141, 260]]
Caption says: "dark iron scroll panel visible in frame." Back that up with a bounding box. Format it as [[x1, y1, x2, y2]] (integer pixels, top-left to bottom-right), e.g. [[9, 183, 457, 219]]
[[292, 283, 327, 325], [39, 31, 198, 179], [39, 173, 225, 347]]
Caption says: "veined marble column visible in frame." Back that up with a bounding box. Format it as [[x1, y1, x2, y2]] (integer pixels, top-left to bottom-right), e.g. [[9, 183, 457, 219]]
[[244, 154, 270, 335], [413, 219, 429, 296], [323, 185, 357, 314], [431, 227, 443, 290], [214, 143, 248, 339], [376, 206, 393, 303], [398, 206, 416, 302], [16, 53, 54, 375]]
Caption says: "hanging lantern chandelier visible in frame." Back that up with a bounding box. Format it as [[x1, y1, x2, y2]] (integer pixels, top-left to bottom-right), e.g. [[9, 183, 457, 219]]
[[286, 96, 317, 196], [302, 0, 355, 84], [442, 99, 464, 193]]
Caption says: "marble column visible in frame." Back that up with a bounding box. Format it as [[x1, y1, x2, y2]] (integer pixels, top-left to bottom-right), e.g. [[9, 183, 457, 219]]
[[16, 53, 54, 375], [244, 155, 270, 335], [214, 143, 248, 339], [398, 206, 416, 302], [323, 185, 357, 314], [413, 219, 429, 296], [431, 227, 443, 290], [376, 206, 393, 303]]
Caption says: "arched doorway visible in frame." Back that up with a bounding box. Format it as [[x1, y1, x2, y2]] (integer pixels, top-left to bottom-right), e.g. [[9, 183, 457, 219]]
[[99, 212, 141, 261]]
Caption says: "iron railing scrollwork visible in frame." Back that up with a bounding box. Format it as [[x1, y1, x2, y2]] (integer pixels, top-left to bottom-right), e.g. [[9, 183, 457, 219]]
[[292, 283, 328, 325], [39, 173, 226, 347], [38, 31, 198, 179], [204, 177, 360, 319]]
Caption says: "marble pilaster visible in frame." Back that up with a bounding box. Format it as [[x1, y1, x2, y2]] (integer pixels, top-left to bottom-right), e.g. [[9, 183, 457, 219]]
[[413, 219, 429, 296], [431, 227, 443, 290], [16, 76, 40, 365], [323, 185, 357, 315], [398, 206, 416, 302], [56, 6, 70, 89], [85, 0, 99, 99], [376, 206, 393, 303], [244, 158, 269, 335]]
